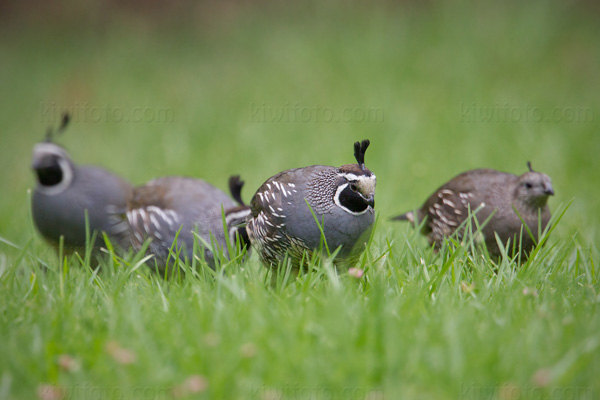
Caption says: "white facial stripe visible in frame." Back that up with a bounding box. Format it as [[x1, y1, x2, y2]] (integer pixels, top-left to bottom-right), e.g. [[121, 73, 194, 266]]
[[34, 154, 74, 196], [225, 209, 251, 225], [33, 142, 71, 160], [333, 183, 371, 216], [341, 173, 360, 181], [340, 172, 373, 181], [32, 143, 74, 195], [340, 173, 376, 184]]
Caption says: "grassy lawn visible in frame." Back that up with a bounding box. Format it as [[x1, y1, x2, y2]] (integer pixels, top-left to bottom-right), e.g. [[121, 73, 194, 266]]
[[1, 1, 599, 399]]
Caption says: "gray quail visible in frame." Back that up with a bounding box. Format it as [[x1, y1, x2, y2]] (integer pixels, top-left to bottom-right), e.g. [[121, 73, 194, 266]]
[[31, 114, 133, 253], [246, 139, 376, 268], [392, 163, 554, 257], [126, 175, 250, 270], [227, 175, 251, 247]]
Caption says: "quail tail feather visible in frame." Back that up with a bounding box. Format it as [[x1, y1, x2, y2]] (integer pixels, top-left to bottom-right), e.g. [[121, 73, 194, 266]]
[[390, 211, 415, 223]]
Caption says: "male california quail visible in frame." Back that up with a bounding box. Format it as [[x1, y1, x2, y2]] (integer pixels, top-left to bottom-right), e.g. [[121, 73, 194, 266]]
[[391, 163, 554, 257], [227, 175, 251, 247], [246, 139, 376, 268], [32, 114, 133, 253], [126, 175, 250, 270]]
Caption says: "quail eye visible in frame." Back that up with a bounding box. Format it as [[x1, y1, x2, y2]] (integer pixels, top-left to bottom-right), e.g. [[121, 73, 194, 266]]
[[349, 183, 358, 192], [525, 183, 533, 189]]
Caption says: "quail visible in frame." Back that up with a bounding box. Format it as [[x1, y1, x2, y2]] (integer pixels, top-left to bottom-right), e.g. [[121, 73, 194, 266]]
[[391, 163, 554, 257], [126, 175, 251, 269], [246, 139, 376, 268], [31, 114, 133, 253], [227, 175, 251, 247]]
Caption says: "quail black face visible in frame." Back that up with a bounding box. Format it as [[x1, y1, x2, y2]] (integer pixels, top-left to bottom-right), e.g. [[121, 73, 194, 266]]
[[515, 172, 554, 207], [32, 142, 74, 195], [34, 154, 63, 186], [334, 165, 376, 214]]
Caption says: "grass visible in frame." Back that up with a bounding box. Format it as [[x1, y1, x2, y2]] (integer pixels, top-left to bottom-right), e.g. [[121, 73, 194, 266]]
[[2, 226, 598, 399], [1, 1, 599, 399]]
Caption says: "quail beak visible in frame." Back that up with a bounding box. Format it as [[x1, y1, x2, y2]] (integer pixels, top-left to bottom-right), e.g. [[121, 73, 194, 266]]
[[364, 193, 375, 209], [354, 177, 376, 209], [544, 184, 555, 196]]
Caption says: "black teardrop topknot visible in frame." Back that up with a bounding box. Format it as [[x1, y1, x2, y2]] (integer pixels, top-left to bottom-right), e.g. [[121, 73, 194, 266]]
[[353, 139, 370, 170], [229, 175, 246, 206], [527, 161, 534, 172], [45, 112, 72, 143]]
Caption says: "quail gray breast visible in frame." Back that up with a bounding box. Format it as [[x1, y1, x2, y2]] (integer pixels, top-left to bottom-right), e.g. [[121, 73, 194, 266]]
[[246, 139, 376, 268], [31, 114, 133, 253], [126, 175, 250, 270], [392, 163, 554, 257]]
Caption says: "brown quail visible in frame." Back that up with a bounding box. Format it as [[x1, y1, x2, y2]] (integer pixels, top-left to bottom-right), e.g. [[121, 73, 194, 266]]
[[392, 163, 554, 257]]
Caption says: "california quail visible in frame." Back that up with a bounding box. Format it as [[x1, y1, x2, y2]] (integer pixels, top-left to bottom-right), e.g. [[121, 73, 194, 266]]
[[227, 175, 251, 247], [246, 139, 376, 268], [392, 163, 554, 257], [31, 114, 133, 253], [126, 176, 250, 270]]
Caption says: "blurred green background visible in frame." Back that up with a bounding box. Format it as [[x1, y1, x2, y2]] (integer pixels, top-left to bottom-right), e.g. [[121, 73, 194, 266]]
[[1, 2, 599, 399], [1, 0, 599, 252]]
